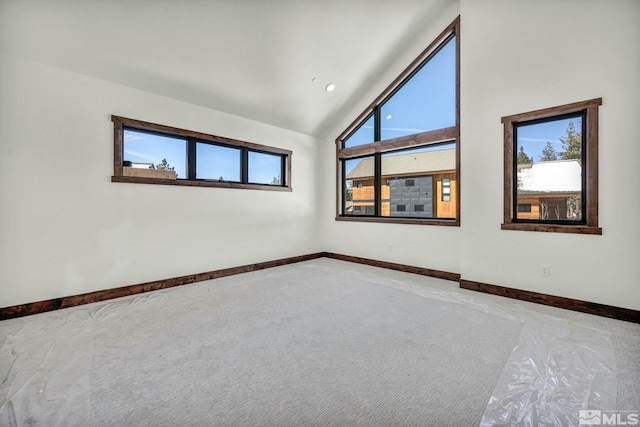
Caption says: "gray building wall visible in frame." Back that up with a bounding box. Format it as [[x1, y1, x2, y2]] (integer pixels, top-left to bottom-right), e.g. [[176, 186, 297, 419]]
[[388, 176, 433, 217]]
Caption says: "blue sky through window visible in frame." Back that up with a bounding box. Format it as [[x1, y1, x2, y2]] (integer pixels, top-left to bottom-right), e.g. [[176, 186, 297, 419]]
[[196, 143, 240, 181], [343, 36, 456, 149], [380, 36, 456, 140], [517, 116, 581, 162], [124, 130, 283, 185], [248, 151, 282, 185], [124, 130, 187, 178], [344, 115, 374, 148]]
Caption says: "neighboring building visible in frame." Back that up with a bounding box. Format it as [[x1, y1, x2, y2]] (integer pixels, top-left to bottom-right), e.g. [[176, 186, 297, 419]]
[[345, 148, 456, 218], [130, 162, 155, 169], [516, 160, 582, 220]]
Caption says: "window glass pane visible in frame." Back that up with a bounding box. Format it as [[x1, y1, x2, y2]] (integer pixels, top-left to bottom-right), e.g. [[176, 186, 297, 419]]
[[343, 115, 375, 149], [248, 151, 283, 185], [344, 156, 375, 216], [380, 36, 456, 141], [381, 143, 456, 218], [123, 129, 186, 178], [196, 143, 240, 182], [515, 116, 583, 221]]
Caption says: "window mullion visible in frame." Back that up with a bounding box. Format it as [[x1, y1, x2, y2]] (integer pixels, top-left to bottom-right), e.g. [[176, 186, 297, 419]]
[[374, 154, 381, 217], [374, 107, 381, 143], [241, 148, 249, 184], [187, 138, 196, 180]]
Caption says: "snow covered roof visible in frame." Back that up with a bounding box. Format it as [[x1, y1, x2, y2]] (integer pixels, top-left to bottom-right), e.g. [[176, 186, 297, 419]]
[[517, 160, 581, 194]]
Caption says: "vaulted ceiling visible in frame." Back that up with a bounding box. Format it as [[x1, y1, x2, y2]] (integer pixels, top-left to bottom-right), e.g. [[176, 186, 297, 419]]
[[0, 0, 450, 137]]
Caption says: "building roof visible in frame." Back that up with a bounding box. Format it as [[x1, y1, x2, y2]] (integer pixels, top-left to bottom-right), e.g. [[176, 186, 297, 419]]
[[346, 148, 455, 179], [517, 160, 581, 194]]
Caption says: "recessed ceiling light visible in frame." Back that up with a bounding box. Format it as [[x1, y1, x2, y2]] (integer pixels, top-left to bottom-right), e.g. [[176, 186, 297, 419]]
[[311, 77, 317, 83], [325, 83, 336, 92]]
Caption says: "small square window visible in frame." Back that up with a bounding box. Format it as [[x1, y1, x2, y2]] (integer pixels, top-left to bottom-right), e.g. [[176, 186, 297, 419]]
[[405, 179, 415, 187], [414, 205, 425, 212], [397, 204, 406, 212], [517, 203, 532, 213]]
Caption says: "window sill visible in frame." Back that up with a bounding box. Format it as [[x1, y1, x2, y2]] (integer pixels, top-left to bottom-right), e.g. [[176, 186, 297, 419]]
[[111, 176, 292, 192], [336, 215, 459, 226], [501, 223, 602, 235]]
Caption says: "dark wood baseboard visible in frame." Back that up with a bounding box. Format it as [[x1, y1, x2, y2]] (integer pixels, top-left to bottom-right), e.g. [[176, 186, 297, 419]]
[[322, 252, 461, 282], [2, 252, 637, 324], [0, 253, 324, 321], [460, 279, 640, 324]]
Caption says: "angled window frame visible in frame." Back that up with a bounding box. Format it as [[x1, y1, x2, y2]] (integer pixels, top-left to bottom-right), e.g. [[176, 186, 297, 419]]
[[335, 16, 460, 226], [501, 98, 602, 235], [111, 116, 292, 192]]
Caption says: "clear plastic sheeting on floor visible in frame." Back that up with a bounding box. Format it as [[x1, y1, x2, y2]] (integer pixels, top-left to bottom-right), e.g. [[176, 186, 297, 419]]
[[479, 317, 616, 426], [0, 260, 628, 426], [324, 262, 619, 427]]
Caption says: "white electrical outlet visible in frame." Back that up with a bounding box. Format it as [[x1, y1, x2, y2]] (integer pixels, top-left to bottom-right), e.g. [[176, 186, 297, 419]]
[[540, 265, 550, 276]]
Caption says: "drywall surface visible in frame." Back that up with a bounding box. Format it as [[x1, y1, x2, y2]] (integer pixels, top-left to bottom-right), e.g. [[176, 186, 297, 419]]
[[0, 53, 321, 308], [319, 1, 462, 276], [459, 0, 640, 310]]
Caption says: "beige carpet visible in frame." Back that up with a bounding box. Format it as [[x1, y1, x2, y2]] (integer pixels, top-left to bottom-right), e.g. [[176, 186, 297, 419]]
[[1, 259, 638, 426]]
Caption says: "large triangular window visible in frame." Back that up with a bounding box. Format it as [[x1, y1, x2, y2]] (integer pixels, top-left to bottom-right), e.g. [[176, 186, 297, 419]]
[[337, 17, 460, 225]]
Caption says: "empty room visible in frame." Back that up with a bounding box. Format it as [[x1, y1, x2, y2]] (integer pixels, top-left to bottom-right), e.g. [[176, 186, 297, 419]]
[[1, 0, 639, 425]]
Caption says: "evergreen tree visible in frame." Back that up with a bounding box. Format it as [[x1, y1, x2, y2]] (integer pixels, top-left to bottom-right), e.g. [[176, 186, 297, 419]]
[[155, 158, 177, 177], [539, 141, 558, 162], [155, 158, 175, 171], [559, 121, 582, 160], [516, 146, 533, 164]]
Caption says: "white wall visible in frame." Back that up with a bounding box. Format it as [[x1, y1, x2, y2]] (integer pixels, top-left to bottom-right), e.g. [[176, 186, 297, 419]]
[[319, 1, 462, 275], [320, 0, 640, 311], [459, 0, 640, 310], [2, 0, 638, 313], [0, 53, 321, 307]]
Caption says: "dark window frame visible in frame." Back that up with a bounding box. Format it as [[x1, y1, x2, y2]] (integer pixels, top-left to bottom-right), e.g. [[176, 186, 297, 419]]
[[335, 16, 460, 226], [112, 116, 292, 192], [501, 98, 602, 235]]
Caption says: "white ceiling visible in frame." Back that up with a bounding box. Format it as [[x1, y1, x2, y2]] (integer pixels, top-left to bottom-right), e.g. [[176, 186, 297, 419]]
[[0, 0, 450, 137]]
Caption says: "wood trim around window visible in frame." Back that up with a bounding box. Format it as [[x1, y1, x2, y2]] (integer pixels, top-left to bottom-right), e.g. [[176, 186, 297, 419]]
[[501, 98, 602, 235], [111, 115, 292, 192], [335, 16, 461, 226]]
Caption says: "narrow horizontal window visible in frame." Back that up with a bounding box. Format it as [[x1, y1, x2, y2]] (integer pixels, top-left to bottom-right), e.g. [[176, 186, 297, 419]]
[[112, 116, 292, 192]]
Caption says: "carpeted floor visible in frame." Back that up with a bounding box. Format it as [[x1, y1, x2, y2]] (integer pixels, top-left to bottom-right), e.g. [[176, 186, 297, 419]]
[[1, 259, 638, 426]]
